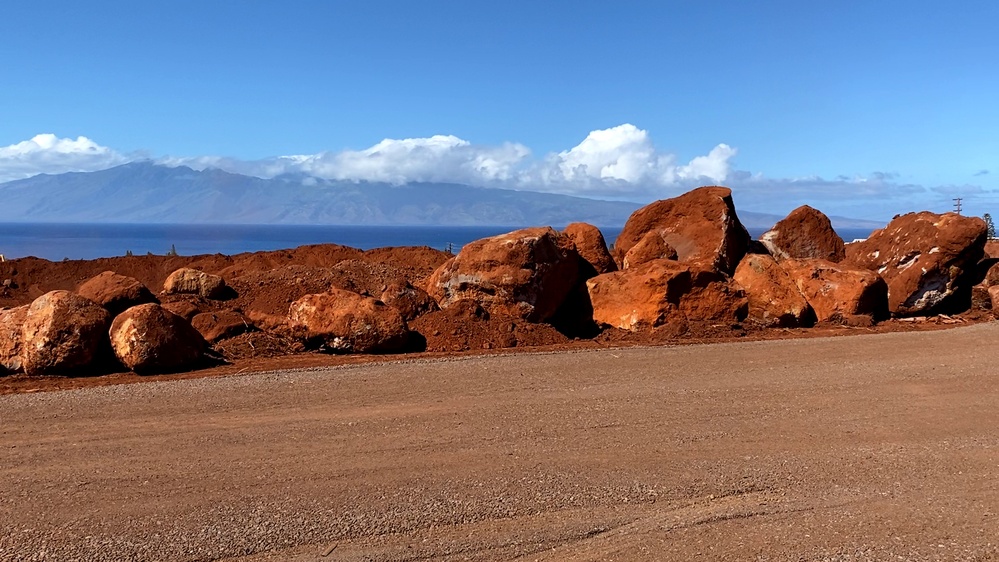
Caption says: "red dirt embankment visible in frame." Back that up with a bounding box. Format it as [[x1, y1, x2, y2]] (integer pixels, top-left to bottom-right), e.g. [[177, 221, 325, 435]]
[[0, 239, 985, 396]]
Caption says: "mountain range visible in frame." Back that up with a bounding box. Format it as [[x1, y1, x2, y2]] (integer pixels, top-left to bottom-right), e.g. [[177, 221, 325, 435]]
[[0, 162, 884, 230]]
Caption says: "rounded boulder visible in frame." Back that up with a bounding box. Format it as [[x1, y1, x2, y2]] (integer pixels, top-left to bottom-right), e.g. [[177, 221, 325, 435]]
[[110, 303, 210, 374], [426, 227, 581, 322], [289, 288, 409, 353], [379, 282, 439, 321], [759, 205, 846, 262], [77, 270, 157, 316], [163, 268, 229, 299], [21, 291, 112, 377], [562, 222, 617, 275]]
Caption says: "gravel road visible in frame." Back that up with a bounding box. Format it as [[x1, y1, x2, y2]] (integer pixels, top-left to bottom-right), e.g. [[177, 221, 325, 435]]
[[3, 324, 999, 561]]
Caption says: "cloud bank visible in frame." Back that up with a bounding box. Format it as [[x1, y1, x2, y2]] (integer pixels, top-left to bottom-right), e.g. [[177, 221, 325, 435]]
[[156, 124, 737, 199], [160, 135, 532, 187], [0, 126, 977, 220], [0, 134, 129, 182]]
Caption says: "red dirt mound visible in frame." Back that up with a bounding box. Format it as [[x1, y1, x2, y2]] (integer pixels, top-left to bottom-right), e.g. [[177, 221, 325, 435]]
[[0, 211, 990, 396]]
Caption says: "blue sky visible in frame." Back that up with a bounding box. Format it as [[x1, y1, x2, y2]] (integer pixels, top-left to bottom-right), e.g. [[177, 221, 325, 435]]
[[1, 1, 996, 220]]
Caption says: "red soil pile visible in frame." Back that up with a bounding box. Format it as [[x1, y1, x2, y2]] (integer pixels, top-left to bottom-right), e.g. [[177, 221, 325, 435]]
[[0, 238, 989, 386]]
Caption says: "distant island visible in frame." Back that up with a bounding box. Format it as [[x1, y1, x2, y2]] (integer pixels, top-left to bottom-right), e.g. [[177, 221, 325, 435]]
[[0, 162, 885, 231]]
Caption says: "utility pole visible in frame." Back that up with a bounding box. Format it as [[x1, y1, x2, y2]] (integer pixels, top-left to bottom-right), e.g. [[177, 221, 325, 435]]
[[953, 197, 963, 214]]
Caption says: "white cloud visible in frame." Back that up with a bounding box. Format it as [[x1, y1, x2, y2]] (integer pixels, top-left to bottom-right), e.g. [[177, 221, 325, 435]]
[[160, 135, 532, 186], [293, 135, 531, 184], [0, 134, 129, 183], [677, 143, 737, 182], [521, 124, 736, 197], [155, 124, 736, 200], [0, 127, 971, 220], [549, 124, 660, 183], [1, 126, 733, 198]]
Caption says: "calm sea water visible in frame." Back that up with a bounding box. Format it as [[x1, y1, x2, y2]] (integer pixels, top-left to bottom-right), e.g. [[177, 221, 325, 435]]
[[0, 223, 876, 261]]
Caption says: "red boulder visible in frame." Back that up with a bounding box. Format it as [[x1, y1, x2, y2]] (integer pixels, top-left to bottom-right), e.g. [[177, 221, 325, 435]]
[[21, 291, 112, 376], [846, 212, 986, 315], [782, 259, 889, 324], [191, 310, 254, 342], [77, 270, 157, 316], [1, 305, 28, 374], [680, 267, 748, 324], [110, 303, 210, 374], [426, 227, 580, 322], [562, 222, 617, 275], [288, 288, 410, 353], [613, 186, 750, 274], [379, 282, 440, 321], [759, 205, 846, 262], [585, 259, 747, 332], [622, 230, 679, 270], [734, 254, 815, 327], [586, 259, 691, 331]]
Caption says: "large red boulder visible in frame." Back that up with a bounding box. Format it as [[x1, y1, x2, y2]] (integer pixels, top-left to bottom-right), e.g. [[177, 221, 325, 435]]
[[846, 212, 986, 315], [1, 305, 28, 374], [782, 259, 889, 323], [586, 259, 691, 331], [733, 254, 815, 327], [585, 260, 747, 331], [613, 186, 750, 274], [426, 227, 580, 322], [77, 271, 157, 316], [759, 205, 846, 262], [680, 267, 748, 323], [562, 222, 617, 275], [110, 303, 210, 374], [163, 268, 230, 299], [622, 231, 678, 270], [288, 288, 409, 353], [379, 282, 440, 321], [21, 291, 112, 376]]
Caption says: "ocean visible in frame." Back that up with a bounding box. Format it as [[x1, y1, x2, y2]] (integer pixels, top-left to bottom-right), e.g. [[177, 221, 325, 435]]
[[0, 223, 877, 261]]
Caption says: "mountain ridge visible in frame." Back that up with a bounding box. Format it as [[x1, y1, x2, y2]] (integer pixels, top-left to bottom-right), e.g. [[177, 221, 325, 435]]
[[0, 162, 885, 230]]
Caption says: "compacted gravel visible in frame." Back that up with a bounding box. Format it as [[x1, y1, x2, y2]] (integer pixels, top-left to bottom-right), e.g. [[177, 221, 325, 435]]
[[3, 324, 999, 561]]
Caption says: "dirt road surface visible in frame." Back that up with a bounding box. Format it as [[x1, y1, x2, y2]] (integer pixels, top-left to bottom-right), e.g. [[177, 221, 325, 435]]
[[3, 324, 999, 561]]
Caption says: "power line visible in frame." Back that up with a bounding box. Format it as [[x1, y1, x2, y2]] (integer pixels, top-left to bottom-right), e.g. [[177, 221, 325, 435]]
[[953, 197, 963, 214]]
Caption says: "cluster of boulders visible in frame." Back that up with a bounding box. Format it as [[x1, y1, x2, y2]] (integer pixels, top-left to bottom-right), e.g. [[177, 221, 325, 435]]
[[426, 186, 988, 334], [1, 185, 993, 377], [1, 268, 227, 376]]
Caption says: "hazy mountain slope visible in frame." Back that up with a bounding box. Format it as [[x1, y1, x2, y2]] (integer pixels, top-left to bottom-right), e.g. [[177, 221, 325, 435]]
[[0, 163, 643, 226], [0, 162, 884, 230]]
